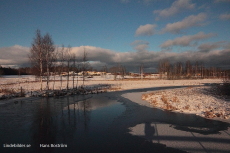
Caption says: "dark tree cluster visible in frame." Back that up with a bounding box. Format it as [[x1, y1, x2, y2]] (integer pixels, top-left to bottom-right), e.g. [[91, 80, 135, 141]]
[[0, 66, 31, 75]]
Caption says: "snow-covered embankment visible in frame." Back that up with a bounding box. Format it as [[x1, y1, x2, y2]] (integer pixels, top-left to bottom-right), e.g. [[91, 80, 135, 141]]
[[142, 86, 230, 120]]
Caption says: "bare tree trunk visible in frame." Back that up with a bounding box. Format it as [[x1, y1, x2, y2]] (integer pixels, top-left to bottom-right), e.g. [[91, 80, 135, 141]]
[[58, 45, 65, 90], [53, 74, 55, 90], [67, 60, 70, 90], [46, 53, 50, 90], [72, 54, 76, 89], [76, 68, 78, 89], [66, 46, 71, 90], [82, 47, 89, 86], [52, 48, 58, 91], [40, 51, 43, 91], [140, 64, 143, 79]]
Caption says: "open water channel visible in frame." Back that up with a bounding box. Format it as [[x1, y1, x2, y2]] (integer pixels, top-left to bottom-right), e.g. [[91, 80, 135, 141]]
[[0, 87, 229, 153]]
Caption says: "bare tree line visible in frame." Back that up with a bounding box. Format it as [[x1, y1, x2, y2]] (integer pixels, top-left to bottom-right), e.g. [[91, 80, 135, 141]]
[[158, 59, 229, 80], [28, 29, 229, 90], [29, 30, 90, 91], [109, 64, 126, 80]]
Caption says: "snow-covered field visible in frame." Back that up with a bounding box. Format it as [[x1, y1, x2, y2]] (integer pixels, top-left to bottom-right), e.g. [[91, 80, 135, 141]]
[[1, 75, 229, 121], [0, 75, 222, 94]]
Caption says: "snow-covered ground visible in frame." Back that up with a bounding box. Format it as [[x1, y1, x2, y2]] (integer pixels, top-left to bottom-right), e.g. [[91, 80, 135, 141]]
[[142, 86, 230, 120], [1, 75, 229, 121], [0, 75, 222, 95]]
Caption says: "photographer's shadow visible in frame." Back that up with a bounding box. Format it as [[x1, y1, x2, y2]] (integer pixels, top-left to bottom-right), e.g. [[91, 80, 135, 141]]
[[144, 122, 157, 142]]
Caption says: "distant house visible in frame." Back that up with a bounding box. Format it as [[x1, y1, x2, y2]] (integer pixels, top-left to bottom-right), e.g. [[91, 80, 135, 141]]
[[86, 71, 106, 76], [61, 72, 68, 76], [150, 73, 160, 79], [129, 72, 140, 77]]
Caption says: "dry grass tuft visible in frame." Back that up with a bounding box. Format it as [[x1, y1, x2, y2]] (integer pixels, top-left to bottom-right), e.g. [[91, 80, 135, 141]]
[[172, 96, 179, 103], [184, 105, 190, 110], [151, 97, 158, 105], [108, 87, 121, 91], [204, 111, 216, 118], [0, 88, 17, 94], [164, 103, 176, 110], [161, 95, 168, 104], [142, 94, 148, 100]]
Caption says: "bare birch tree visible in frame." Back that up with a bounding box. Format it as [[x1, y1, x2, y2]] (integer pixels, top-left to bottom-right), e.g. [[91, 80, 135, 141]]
[[57, 45, 65, 90], [52, 47, 58, 90], [29, 30, 55, 91], [65, 46, 72, 90], [71, 53, 77, 89], [43, 33, 55, 90], [29, 30, 44, 91], [82, 47, 89, 86]]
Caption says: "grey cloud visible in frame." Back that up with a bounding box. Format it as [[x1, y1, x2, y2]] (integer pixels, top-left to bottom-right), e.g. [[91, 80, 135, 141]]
[[154, 0, 195, 19], [130, 40, 149, 46], [198, 41, 225, 52], [162, 13, 207, 34], [134, 44, 149, 52], [160, 32, 215, 48], [220, 13, 230, 20], [214, 0, 230, 3], [1, 45, 230, 72], [224, 42, 230, 49], [130, 40, 149, 52], [135, 24, 157, 36]]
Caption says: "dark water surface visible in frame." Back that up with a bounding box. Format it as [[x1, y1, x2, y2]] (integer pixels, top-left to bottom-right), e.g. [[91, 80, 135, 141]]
[[0, 86, 229, 153]]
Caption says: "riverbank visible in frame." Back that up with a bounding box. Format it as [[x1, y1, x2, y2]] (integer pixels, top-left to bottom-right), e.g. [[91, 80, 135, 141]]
[[1, 77, 229, 121], [118, 89, 230, 153], [142, 85, 230, 122]]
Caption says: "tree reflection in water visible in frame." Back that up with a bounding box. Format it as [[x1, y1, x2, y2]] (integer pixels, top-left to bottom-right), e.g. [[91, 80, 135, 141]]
[[31, 96, 92, 152], [32, 98, 57, 152]]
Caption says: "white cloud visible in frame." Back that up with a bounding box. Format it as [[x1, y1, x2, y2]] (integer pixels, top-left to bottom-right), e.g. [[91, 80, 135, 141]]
[[220, 13, 230, 20], [154, 0, 195, 19], [160, 32, 215, 48], [135, 24, 157, 36], [162, 13, 207, 34], [0, 45, 30, 67]]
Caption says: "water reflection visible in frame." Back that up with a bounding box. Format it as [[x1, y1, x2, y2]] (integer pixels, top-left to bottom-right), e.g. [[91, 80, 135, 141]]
[[31, 98, 58, 152], [0, 94, 125, 153], [1, 88, 229, 153]]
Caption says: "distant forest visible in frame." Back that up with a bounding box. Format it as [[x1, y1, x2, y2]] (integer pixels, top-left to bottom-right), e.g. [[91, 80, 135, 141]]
[[0, 66, 31, 75]]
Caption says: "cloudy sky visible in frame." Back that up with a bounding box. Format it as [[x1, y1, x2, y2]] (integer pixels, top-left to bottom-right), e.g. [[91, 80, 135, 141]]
[[0, 0, 230, 72]]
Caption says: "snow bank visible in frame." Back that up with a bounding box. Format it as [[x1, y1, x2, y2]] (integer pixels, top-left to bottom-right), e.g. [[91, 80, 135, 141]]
[[142, 86, 230, 120]]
